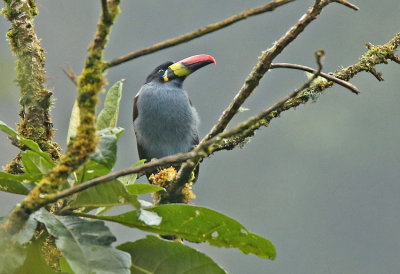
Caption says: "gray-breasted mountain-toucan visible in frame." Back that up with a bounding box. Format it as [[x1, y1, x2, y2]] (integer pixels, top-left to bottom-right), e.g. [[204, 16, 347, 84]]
[[133, 54, 216, 181]]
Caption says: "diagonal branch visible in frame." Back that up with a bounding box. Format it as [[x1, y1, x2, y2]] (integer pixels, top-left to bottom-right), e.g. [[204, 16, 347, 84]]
[[173, 0, 344, 193], [104, 0, 294, 69]]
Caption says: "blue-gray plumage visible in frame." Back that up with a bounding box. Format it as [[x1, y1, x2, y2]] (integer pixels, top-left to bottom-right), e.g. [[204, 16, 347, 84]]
[[134, 80, 199, 159], [133, 55, 216, 181]]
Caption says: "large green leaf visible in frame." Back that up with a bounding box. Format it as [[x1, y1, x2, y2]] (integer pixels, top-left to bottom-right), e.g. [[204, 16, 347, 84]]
[[21, 150, 55, 175], [16, 236, 59, 274], [33, 208, 131, 274], [0, 214, 38, 273], [125, 184, 164, 195], [118, 159, 146, 186], [85, 204, 276, 260], [0, 121, 53, 162], [118, 235, 226, 274], [90, 127, 124, 170], [0, 172, 30, 194], [97, 80, 124, 131], [0, 234, 26, 274], [0, 121, 55, 175], [70, 179, 137, 208]]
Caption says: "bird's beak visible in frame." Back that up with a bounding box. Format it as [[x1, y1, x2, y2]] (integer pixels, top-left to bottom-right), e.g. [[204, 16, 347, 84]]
[[163, 54, 216, 82]]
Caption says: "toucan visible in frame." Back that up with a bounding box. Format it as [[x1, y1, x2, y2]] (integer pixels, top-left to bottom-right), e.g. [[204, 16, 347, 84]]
[[133, 54, 216, 181]]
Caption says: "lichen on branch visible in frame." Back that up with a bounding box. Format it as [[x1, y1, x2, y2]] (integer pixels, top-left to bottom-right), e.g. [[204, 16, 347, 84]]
[[2, 0, 122, 235], [2, 0, 60, 172]]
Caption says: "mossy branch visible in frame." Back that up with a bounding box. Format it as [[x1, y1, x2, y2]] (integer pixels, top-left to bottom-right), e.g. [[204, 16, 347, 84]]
[[2, 0, 60, 173], [1, 0, 122, 235]]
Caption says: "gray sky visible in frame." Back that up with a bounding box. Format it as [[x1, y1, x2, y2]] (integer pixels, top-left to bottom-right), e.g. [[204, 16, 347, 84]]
[[1, 0, 400, 273]]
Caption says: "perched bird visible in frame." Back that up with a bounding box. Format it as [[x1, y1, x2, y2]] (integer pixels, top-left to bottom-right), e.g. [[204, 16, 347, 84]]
[[133, 54, 216, 181]]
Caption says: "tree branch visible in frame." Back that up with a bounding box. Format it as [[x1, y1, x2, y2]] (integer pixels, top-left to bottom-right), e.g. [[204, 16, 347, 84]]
[[2, 0, 60, 173], [270, 62, 360, 94], [214, 32, 400, 153], [2, 0, 122, 235], [104, 0, 294, 69]]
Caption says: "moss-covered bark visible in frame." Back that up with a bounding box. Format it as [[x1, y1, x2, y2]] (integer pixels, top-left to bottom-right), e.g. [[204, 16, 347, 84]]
[[2, 0, 60, 173], [2, 0, 122, 235]]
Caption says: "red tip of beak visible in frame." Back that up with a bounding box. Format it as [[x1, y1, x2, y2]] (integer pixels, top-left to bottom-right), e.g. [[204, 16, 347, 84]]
[[178, 54, 216, 65]]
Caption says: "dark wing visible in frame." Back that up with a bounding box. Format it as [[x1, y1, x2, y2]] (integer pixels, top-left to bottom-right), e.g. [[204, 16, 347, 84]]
[[136, 141, 148, 162], [133, 95, 139, 122], [133, 94, 147, 161]]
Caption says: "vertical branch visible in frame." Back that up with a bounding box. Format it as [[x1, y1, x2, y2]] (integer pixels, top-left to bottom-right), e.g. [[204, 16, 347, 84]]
[[2, 0, 122, 235], [2, 0, 60, 173]]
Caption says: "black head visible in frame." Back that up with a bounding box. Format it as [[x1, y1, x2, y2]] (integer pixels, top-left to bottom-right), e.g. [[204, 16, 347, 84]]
[[145, 61, 173, 84]]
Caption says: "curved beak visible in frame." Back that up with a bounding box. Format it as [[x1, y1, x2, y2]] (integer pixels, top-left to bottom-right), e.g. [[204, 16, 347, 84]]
[[163, 54, 216, 82]]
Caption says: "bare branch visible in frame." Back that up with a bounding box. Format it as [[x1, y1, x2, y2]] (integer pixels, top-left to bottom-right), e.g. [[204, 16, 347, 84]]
[[104, 0, 294, 69], [270, 62, 360, 94], [333, 0, 359, 10]]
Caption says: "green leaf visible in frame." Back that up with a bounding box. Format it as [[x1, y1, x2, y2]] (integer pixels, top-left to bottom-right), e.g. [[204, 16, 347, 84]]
[[12, 214, 38, 244], [66, 99, 80, 144], [90, 127, 124, 170], [0, 233, 26, 274], [97, 80, 124, 131], [0, 120, 18, 137], [33, 208, 131, 274], [118, 235, 226, 274], [16, 236, 59, 274], [91, 134, 117, 170], [125, 184, 164, 195], [0, 121, 49, 157], [0, 121, 54, 164], [21, 150, 55, 175], [0, 172, 30, 194], [84, 204, 276, 260], [70, 179, 132, 208], [118, 159, 146, 186]]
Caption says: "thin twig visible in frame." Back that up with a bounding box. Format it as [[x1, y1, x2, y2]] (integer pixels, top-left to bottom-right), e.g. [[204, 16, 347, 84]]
[[62, 65, 78, 86], [368, 67, 384, 81], [389, 54, 400, 64], [104, 0, 294, 69], [333, 0, 359, 10], [270, 62, 360, 94]]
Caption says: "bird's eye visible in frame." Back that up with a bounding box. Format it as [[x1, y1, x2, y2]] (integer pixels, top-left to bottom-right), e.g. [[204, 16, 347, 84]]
[[158, 69, 164, 74]]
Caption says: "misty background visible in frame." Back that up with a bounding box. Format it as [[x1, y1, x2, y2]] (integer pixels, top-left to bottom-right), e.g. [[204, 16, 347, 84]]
[[1, 0, 400, 273]]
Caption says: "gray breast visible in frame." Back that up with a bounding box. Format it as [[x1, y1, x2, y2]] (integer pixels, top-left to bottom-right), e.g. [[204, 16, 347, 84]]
[[134, 82, 199, 160]]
